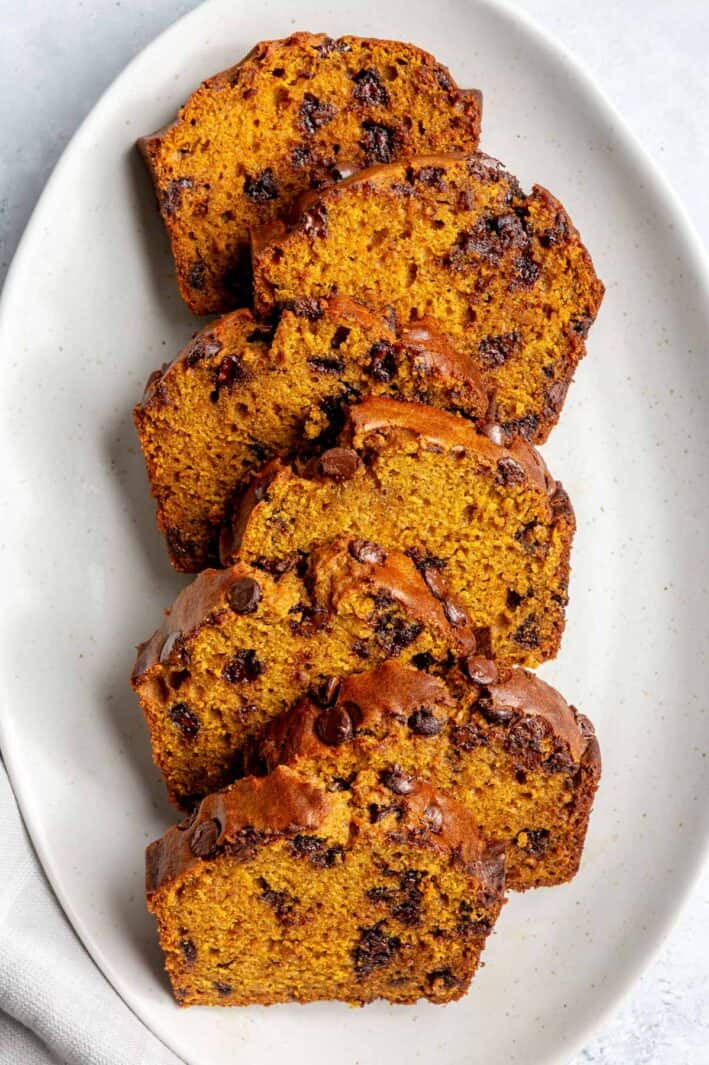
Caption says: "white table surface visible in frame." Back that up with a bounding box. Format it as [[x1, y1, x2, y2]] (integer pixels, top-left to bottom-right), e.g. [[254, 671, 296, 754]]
[[1, 1, 707, 1061]]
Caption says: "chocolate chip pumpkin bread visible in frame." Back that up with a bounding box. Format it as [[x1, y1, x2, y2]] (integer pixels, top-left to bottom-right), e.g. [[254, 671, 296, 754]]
[[221, 397, 575, 667], [132, 538, 475, 807], [245, 660, 600, 891], [252, 152, 604, 443], [139, 33, 482, 315], [146, 765, 505, 1006], [135, 296, 488, 572]]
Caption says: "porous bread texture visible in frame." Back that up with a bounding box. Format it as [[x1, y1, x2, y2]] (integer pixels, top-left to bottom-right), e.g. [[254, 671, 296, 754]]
[[135, 296, 489, 573], [252, 152, 605, 444], [146, 766, 505, 1006], [246, 659, 601, 891], [139, 33, 482, 314], [222, 397, 575, 668], [132, 538, 475, 807]]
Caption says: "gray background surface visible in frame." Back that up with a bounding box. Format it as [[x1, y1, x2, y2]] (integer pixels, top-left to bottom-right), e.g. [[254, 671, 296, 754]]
[[1, 1, 707, 1061]]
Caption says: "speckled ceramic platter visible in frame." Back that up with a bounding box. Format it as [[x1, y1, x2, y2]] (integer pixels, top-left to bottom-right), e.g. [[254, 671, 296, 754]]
[[1, 1, 708, 1062]]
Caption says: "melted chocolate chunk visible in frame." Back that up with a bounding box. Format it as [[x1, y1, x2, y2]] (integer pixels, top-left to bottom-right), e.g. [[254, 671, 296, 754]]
[[314, 703, 358, 746], [290, 143, 313, 168], [427, 968, 459, 990], [184, 334, 223, 368], [407, 707, 444, 736], [380, 765, 415, 795], [186, 261, 206, 290], [571, 314, 594, 337], [505, 715, 547, 769], [179, 938, 197, 965], [496, 456, 525, 486], [477, 331, 520, 368], [512, 614, 540, 649], [222, 826, 264, 862], [353, 923, 401, 977], [252, 550, 307, 578], [369, 802, 404, 824], [228, 577, 262, 615], [511, 251, 541, 288], [243, 168, 279, 202], [222, 649, 263, 683], [516, 827, 551, 855], [162, 177, 193, 215], [299, 92, 337, 133], [450, 721, 486, 751], [212, 981, 232, 997], [257, 877, 297, 922], [466, 155, 504, 183], [446, 211, 528, 270], [319, 447, 359, 481], [360, 121, 398, 164], [190, 818, 221, 858], [374, 608, 424, 656], [352, 67, 390, 107], [330, 324, 351, 349], [501, 414, 540, 442], [313, 36, 347, 58], [349, 539, 387, 565], [285, 298, 324, 320], [211, 355, 247, 400], [301, 202, 328, 238], [168, 703, 200, 740], [311, 676, 341, 708], [472, 626, 493, 658], [407, 165, 447, 190], [290, 834, 343, 867], [307, 356, 345, 374], [367, 339, 398, 382], [544, 379, 569, 417], [422, 803, 443, 833]]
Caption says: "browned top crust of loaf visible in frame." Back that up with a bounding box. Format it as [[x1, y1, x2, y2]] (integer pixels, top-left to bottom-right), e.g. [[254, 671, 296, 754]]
[[252, 659, 597, 773], [132, 535, 475, 684], [138, 33, 482, 315], [146, 765, 504, 899], [251, 150, 604, 443]]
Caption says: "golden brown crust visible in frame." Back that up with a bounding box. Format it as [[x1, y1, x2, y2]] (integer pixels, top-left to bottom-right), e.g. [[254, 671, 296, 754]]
[[146, 765, 504, 900]]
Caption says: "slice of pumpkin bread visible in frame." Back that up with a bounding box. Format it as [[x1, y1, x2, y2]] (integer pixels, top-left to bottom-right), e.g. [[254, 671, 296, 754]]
[[245, 659, 600, 891], [251, 152, 604, 443], [221, 397, 575, 667], [146, 765, 505, 1006], [132, 538, 475, 807], [135, 296, 488, 573], [138, 33, 482, 314]]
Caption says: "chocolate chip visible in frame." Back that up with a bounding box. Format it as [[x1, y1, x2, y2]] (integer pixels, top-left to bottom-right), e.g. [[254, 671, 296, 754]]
[[243, 168, 279, 202], [497, 456, 525, 486], [314, 704, 357, 746], [288, 602, 328, 636], [512, 615, 540, 649], [571, 314, 593, 337], [466, 154, 504, 182], [228, 577, 261, 615], [186, 261, 206, 290], [405, 548, 446, 573], [475, 692, 516, 726], [538, 213, 569, 248], [284, 297, 324, 320], [351, 638, 370, 659], [407, 707, 444, 736], [311, 676, 341, 708], [222, 649, 263, 683], [222, 826, 263, 862], [360, 121, 398, 164], [168, 703, 199, 740], [423, 804, 443, 833], [162, 177, 193, 215], [407, 165, 447, 190], [211, 354, 247, 400], [443, 599, 467, 627], [380, 765, 415, 795], [184, 334, 223, 368], [516, 827, 550, 855], [544, 380, 569, 416], [299, 92, 336, 133], [353, 923, 400, 977], [435, 67, 453, 91], [463, 655, 498, 685], [212, 980, 232, 997], [422, 567, 446, 600], [511, 251, 541, 288], [352, 68, 390, 107], [330, 325, 351, 349], [472, 626, 493, 658], [505, 716, 547, 768], [319, 447, 359, 481], [367, 339, 397, 381], [307, 356, 344, 374], [313, 36, 344, 58], [257, 877, 297, 922], [374, 611, 424, 656], [450, 722, 486, 751], [500, 414, 540, 442], [252, 551, 305, 578], [301, 201, 328, 238], [290, 834, 343, 867], [245, 326, 274, 345], [176, 939, 196, 968], [349, 539, 387, 565], [190, 818, 221, 858], [477, 331, 520, 368]]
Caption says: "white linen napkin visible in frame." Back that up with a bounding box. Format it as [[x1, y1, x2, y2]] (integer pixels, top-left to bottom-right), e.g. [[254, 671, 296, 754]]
[[0, 760, 182, 1065]]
